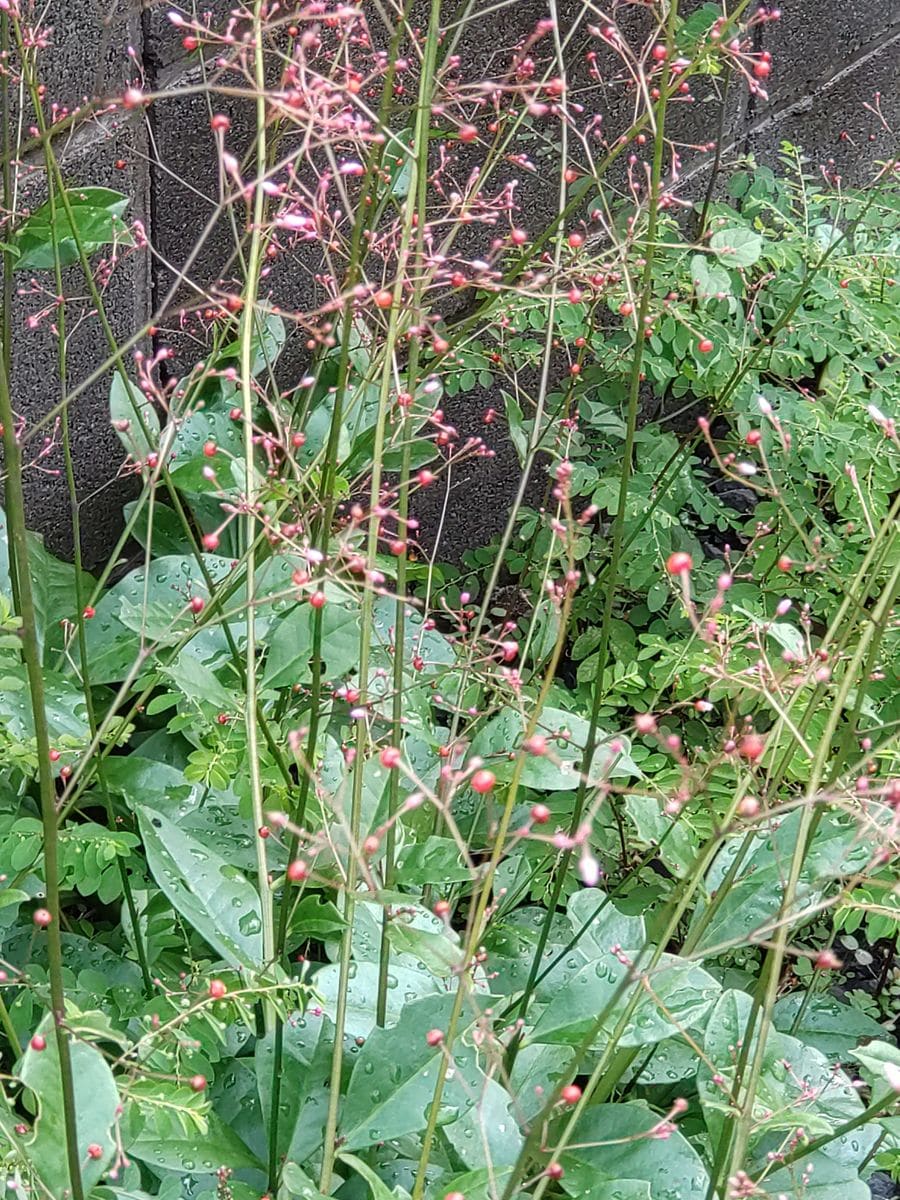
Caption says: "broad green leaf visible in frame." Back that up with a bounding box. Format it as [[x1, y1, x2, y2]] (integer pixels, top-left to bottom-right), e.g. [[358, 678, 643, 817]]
[[212, 312, 286, 377], [710, 226, 763, 268], [339, 1154, 411, 1200], [263, 599, 360, 689], [312, 960, 440, 1041], [339, 993, 494, 1150], [699, 990, 871, 1165], [13, 187, 132, 270], [82, 554, 236, 683], [773, 994, 885, 1060], [530, 950, 719, 1049], [280, 1161, 331, 1200], [137, 806, 262, 968], [167, 402, 246, 494], [256, 1013, 334, 1167], [508, 1043, 577, 1121], [19, 1016, 120, 1195], [691, 810, 873, 953], [109, 374, 160, 465], [566, 890, 646, 957], [760, 1152, 868, 1200], [469, 706, 638, 792], [395, 836, 471, 886], [128, 1109, 262, 1173], [559, 1102, 708, 1199], [690, 253, 732, 299], [0, 509, 96, 662], [624, 794, 696, 879]]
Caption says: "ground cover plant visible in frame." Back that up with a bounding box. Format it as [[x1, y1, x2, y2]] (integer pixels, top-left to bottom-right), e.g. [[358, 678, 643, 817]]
[[0, 2, 898, 1200]]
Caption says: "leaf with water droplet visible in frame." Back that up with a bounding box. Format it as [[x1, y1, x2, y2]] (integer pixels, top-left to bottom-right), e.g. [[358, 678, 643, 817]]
[[137, 806, 262, 968]]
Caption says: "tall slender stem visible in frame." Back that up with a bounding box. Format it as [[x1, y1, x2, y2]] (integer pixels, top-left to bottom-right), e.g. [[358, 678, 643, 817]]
[[240, 0, 276, 1017], [0, 344, 85, 1200]]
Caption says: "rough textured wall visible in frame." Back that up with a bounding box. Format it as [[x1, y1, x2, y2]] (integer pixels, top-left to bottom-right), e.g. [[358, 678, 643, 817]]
[[7, 0, 900, 566]]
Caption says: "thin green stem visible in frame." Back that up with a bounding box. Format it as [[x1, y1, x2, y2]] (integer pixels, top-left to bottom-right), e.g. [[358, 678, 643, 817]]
[[239, 0, 276, 1017], [0, 331, 85, 1200]]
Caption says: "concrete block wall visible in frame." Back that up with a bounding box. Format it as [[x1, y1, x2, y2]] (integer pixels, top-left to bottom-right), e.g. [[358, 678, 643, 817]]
[[6, 0, 899, 566]]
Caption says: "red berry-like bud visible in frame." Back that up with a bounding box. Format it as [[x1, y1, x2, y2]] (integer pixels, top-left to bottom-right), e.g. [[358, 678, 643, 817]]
[[87, 1143, 104, 1160], [738, 733, 765, 761], [373, 289, 393, 309], [777, 555, 793, 572], [30, 1035, 46, 1051], [524, 734, 547, 755], [545, 1163, 564, 1180], [82, 606, 96, 619], [189, 596, 205, 614], [309, 591, 326, 609], [380, 746, 402, 768], [471, 769, 496, 794], [814, 949, 842, 970], [666, 552, 693, 576], [32, 908, 52, 927], [560, 1084, 582, 1104], [208, 979, 227, 999], [530, 803, 551, 824], [458, 124, 478, 142], [697, 338, 714, 353], [287, 860, 309, 882], [203, 440, 217, 457], [189, 1074, 207, 1092], [425, 1028, 444, 1046]]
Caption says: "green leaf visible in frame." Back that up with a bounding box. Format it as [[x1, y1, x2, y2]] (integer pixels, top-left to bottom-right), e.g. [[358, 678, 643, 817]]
[[339, 1154, 411, 1200], [19, 1016, 120, 1194], [14, 188, 132, 270], [168, 401, 247, 493], [82, 554, 235, 683], [256, 1015, 334, 1166], [699, 990, 871, 1163], [760, 1153, 868, 1199], [0, 509, 96, 662], [530, 949, 719, 1049], [212, 312, 286, 377], [339, 993, 495, 1150], [469, 706, 638, 792], [109, 374, 160, 465], [690, 253, 732, 300], [710, 226, 763, 268], [312, 960, 440, 1042], [263, 600, 361, 689], [136, 806, 262, 968], [128, 1109, 262, 1174], [504, 391, 529, 466], [773, 994, 885, 1059], [623, 794, 696, 879], [560, 1102, 708, 1199], [395, 836, 471, 886]]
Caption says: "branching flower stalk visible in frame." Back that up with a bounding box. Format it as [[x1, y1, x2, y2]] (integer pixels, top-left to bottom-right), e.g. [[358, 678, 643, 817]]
[[319, 3, 444, 1186], [239, 0, 277, 1010], [511, 0, 680, 1039]]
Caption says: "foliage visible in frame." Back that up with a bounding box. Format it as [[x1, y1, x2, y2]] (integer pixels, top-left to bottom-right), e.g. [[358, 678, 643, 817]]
[[0, 4, 898, 1200]]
